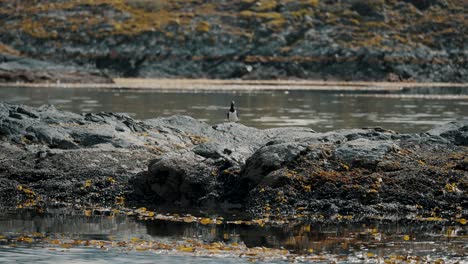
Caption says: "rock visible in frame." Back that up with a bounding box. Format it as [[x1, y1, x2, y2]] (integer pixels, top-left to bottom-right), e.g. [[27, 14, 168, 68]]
[[192, 141, 243, 168], [26, 124, 79, 149], [144, 152, 218, 206], [0, 103, 467, 221], [0, 0, 466, 82], [258, 169, 293, 189], [350, 1, 386, 21], [241, 142, 306, 187], [0, 53, 111, 83], [376, 160, 402, 172], [334, 139, 399, 168], [0, 103, 156, 149], [426, 121, 468, 146], [403, 0, 448, 10]]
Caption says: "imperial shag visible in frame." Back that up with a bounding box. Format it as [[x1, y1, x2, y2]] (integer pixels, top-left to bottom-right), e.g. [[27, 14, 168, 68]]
[[227, 101, 239, 122]]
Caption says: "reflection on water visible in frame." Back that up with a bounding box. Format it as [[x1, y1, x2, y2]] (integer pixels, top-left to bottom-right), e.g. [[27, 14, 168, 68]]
[[0, 211, 466, 263], [0, 247, 245, 264], [143, 219, 467, 256], [0, 87, 466, 133]]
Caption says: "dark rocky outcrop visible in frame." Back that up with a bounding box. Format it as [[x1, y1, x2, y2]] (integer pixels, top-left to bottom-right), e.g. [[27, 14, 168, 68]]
[[403, 0, 449, 10], [0, 53, 111, 83], [0, 103, 466, 221], [0, 0, 466, 82]]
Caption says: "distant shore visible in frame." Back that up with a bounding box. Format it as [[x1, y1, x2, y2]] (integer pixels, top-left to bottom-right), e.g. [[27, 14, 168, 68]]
[[0, 78, 467, 93]]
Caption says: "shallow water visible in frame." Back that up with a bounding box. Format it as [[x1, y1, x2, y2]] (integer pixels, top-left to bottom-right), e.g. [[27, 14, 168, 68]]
[[0, 86, 467, 133], [0, 211, 466, 263]]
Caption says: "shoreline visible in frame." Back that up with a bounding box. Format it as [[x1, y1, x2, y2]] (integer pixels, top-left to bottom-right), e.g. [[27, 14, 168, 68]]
[[0, 78, 466, 92]]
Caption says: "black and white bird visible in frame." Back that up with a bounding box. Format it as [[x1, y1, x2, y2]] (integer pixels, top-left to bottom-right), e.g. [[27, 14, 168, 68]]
[[227, 101, 239, 122]]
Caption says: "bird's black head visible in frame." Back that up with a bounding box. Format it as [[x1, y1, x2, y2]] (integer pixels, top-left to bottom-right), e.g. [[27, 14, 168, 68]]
[[230, 101, 235, 111]]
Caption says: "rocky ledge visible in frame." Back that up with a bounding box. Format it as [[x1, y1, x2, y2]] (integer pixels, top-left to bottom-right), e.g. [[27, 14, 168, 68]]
[[0, 102, 466, 221]]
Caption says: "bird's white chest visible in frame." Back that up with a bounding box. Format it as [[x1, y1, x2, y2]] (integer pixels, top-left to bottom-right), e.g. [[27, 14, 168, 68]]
[[228, 110, 238, 122]]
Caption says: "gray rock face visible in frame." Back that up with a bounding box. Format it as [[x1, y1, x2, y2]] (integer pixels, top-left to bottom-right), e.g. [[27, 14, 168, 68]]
[[0, 103, 153, 149], [334, 139, 399, 167], [0, 103, 466, 220], [242, 142, 306, 187], [137, 117, 317, 206], [427, 121, 468, 146]]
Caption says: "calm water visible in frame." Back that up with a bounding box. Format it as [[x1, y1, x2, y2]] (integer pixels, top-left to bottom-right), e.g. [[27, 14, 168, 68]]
[[0, 211, 466, 263], [0, 86, 467, 133]]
